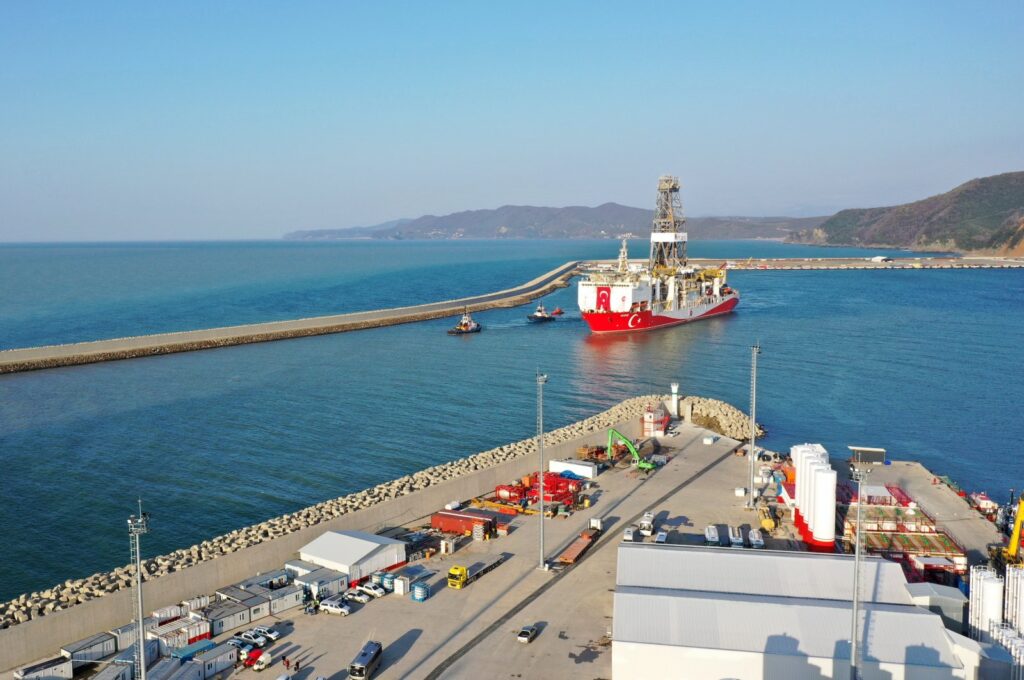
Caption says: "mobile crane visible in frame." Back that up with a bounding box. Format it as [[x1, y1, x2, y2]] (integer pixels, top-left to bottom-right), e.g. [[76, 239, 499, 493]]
[[991, 497, 1024, 572]]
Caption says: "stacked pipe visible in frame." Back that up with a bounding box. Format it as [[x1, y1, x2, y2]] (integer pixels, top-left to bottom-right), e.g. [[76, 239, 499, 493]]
[[790, 443, 834, 552], [970, 565, 1005, 643]]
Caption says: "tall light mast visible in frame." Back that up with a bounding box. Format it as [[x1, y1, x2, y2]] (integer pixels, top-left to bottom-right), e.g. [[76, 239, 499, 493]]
[[536, 371, 549, 570], [127, 501, 150, 680]]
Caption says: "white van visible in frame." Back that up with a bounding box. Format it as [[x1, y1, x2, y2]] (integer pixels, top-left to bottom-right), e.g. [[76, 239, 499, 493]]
[[655, 531, 668, 544]]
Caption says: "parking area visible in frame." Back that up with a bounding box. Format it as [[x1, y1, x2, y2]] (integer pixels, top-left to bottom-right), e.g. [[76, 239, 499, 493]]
[[205, 422, 793, 679]]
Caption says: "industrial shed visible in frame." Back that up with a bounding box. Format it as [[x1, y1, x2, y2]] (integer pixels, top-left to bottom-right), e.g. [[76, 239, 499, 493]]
[[298, 531, 407, 584], [612, 544, 989, 680]]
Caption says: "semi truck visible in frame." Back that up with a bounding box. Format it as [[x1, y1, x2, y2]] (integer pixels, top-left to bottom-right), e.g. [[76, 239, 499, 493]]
[[447, 554, 506, 589]]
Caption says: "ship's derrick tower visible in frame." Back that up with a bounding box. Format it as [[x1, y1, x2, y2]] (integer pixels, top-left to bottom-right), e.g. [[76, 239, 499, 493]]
[[648, 175, 687, 273]]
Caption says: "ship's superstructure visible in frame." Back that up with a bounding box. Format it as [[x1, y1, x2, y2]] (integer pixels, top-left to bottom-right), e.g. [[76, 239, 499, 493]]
[[577, 176, 739, 333]]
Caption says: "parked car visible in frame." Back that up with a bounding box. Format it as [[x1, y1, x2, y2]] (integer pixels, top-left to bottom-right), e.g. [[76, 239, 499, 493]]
[[358, 583, 387, 599], [319, 595, 352, 616], [516, 625, 539, 644], [251, 625, 281, 641], [234, 631, 268, 648], [343, 589, 371, 604]]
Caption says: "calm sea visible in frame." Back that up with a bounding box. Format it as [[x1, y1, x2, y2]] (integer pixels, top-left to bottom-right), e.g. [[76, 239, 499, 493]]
[[1, 240, 1021, 601]]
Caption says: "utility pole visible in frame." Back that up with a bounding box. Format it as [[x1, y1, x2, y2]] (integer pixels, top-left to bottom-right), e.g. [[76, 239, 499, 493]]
[[536, 371, 548, 570], [127, 500, 150, 680], [747, 342, 761, 509], [847, 447, 879, 680]]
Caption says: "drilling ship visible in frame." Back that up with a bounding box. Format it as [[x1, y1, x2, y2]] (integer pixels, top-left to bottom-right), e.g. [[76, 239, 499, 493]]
[[577, 176, 739, 333]]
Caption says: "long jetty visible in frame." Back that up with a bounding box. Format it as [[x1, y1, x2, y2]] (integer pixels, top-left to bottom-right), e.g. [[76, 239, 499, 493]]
[[0, 261, 579, 374]]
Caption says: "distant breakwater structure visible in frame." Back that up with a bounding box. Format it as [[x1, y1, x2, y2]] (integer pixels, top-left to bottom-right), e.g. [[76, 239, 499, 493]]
[[0, 260, 580, 374], [4, 255, 1022, 375], [0, 393, 759, 670]]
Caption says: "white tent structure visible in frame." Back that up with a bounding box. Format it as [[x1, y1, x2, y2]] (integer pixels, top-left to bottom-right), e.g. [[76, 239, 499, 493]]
[[298, 531, 406, 584]]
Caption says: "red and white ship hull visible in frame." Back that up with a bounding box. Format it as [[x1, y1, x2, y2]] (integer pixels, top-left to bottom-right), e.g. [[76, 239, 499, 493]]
[[581, 294, 739, 334]]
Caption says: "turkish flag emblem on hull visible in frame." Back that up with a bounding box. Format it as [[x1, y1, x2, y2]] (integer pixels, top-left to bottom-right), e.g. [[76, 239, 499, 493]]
[[596, 286, 611, 311]]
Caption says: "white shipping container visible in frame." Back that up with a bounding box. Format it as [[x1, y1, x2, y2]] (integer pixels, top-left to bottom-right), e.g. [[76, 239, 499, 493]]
[[14, 657, 74, 680], [548, 458, 599, 480], [194, 644, 238, 680], [109, 617, 158, 651], [181, 595, 210, 612], [61, 632, 117, 669], [152, 604, 187, 623]]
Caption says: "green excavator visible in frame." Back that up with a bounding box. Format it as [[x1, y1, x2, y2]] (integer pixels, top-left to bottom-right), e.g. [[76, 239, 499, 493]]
[[607, 428, 656, 472]]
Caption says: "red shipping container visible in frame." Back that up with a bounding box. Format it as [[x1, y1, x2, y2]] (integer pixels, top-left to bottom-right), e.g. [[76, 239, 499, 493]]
[[431, 510, 494, 535]]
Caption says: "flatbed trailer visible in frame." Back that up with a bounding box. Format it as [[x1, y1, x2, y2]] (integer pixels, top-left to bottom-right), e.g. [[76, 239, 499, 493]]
[[447, 554, 506, 589]]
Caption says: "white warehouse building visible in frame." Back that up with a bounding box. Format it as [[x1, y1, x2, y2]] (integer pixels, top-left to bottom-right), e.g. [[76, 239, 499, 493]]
[[298, 531, 407, 585], [612, 544, 1010, 680]]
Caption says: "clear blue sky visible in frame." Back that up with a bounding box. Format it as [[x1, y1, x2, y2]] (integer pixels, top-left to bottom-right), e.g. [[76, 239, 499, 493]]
[[1, 2, 1022, 241]]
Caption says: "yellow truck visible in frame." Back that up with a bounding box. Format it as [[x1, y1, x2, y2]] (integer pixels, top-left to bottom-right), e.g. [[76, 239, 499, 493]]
[[447, 554, 506, 589]]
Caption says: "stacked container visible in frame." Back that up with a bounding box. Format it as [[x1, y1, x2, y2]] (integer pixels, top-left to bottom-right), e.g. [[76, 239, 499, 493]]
[[147, 619, 211, 655], [152, 604, 187, 625]]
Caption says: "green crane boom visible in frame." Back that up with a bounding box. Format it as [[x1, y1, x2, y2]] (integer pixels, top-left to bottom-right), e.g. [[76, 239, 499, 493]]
[[607, 428, 656, 471]]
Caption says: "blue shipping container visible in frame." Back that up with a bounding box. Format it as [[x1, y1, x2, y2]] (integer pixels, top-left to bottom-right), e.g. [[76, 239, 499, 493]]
[[170, 640, 216, 662]]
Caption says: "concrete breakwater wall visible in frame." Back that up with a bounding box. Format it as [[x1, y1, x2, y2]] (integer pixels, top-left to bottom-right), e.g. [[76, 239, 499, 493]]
[[0, 393, 757, 672], [0, 261, 578, 374]]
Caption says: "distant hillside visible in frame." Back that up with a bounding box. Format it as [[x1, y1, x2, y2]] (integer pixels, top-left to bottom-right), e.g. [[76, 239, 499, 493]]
[[788, 172, 1024, 253], [283, 203, 824, 241]]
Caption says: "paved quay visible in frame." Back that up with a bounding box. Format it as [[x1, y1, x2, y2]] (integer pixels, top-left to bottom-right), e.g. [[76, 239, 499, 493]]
[[839, 460, 1004, 566], [209, 423, 761, 680], [0, 261, 577, 374]]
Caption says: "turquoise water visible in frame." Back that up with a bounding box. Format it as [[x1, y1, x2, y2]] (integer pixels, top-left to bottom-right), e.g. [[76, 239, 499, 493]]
[[2, 239, 1020, 601]]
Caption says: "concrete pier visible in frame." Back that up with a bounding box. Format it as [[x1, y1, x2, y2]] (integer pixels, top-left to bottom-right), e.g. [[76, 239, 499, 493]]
[[0, 261, 578, 374]]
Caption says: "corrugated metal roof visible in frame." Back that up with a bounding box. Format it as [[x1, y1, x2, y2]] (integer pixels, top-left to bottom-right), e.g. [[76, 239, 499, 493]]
[[299, 531, 406, 570], [199, 599, 246, 620], [616, 544, 911, 604], [293, 567, 346, 585], [613, 586, 962, 668], [905, 582, 968, 602]]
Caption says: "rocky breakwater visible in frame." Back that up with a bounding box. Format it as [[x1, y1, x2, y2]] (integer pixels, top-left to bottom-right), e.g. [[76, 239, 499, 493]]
[[0, 393, 761, 630]]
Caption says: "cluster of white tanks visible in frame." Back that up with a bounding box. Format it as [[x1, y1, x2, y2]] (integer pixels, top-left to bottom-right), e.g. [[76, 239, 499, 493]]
[[970, 565, 1005, 643], [790, 443, 836, 548]]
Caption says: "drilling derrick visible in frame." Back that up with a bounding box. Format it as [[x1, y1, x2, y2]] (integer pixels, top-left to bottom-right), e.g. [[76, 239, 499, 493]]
[[648, 175, 687, 273]]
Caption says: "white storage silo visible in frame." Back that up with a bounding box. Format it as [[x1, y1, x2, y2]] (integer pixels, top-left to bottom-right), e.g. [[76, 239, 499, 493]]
[[972, 571, 1007, 643], [806, 460, 828, 535], [1006, 565, 1024, 633], [812, 467, 837, 546]]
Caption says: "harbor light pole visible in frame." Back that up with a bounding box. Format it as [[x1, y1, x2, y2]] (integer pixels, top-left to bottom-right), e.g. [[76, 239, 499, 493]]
[[128, 500, 150, 680], [847, 447, 880, 680], [747, 342, 761, 508], [536, 371, 548, 570]]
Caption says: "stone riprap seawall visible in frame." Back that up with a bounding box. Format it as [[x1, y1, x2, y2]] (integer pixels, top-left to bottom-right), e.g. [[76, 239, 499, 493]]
[[0, 394, 758, 635], [0, 261, 578, 374]]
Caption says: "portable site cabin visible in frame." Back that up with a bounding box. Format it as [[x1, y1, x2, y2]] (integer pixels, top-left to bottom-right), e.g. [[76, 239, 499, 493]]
[[283, 559, 323, 578], [193, 643, 238, 680], [13, 657, 74, 680], [215, 586, 270, 623], [146, 658, 181, 680], [245, 583, 304, 614], [165, 661, 203, 680], [97, 640, 159, 680], [60, 632, 117, 669], [233, 569, 290, 592], [293, 567, 346, 600], [191, 599, 249, 636], [298, 530, 407, 585], [109, 617, 158, 651]]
